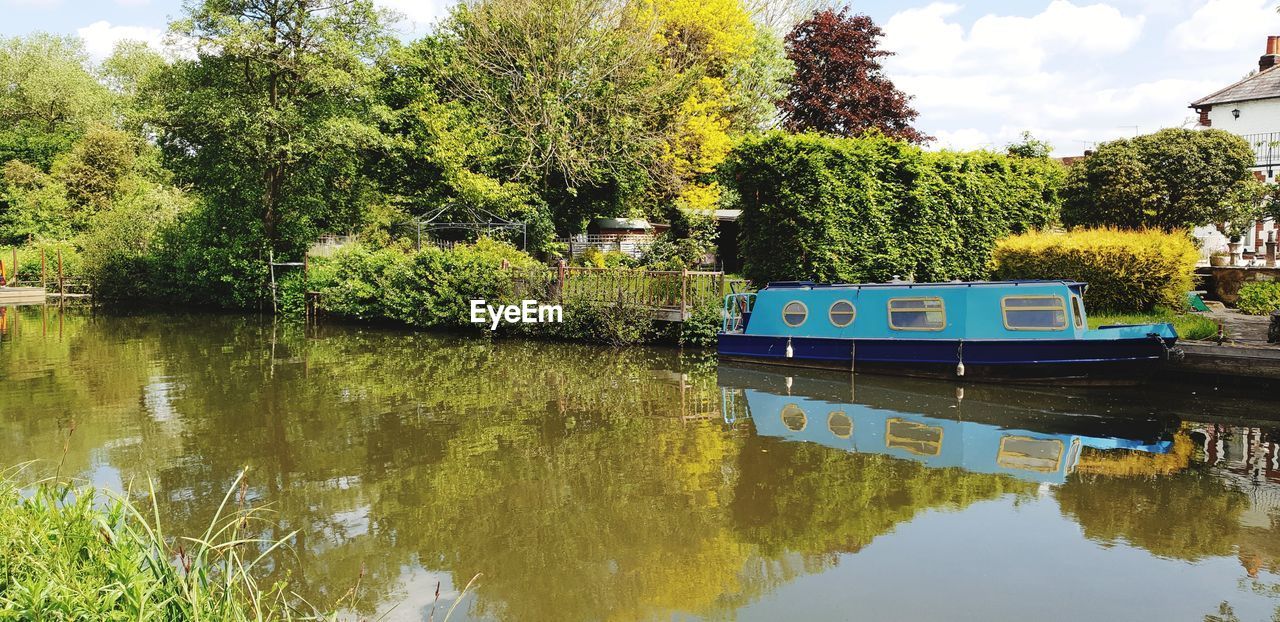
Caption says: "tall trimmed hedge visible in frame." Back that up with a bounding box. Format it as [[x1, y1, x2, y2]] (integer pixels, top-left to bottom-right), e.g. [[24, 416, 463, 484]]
[[990, 228, 1199, 312], [723, 132, 1063, 285]]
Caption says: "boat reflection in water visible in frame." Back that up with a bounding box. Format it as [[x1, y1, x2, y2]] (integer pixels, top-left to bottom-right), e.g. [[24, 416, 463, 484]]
[[719, 363, 1176, 484]]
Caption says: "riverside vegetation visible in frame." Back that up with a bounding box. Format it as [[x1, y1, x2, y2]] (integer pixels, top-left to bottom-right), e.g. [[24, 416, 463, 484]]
[[1, 468, 318, 620], [0, 466, 480, 620], [1, 0, 1264, 333]]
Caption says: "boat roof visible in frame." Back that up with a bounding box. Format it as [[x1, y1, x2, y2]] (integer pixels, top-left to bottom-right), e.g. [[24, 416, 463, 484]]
[[763, 279, 1085, 290]]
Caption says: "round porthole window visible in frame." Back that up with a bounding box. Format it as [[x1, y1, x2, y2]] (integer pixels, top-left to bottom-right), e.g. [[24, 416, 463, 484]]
[[829, 300, 856, 327], [828, 411, 853, 438], [782, 301, 808, 327], [781, 404, 807, 431]]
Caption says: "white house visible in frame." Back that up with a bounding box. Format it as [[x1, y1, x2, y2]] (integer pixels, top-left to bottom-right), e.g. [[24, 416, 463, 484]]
[[1190, 36, 1280, 257]]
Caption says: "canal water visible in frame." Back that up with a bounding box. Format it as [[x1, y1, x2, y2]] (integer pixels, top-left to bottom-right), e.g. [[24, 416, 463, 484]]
[[2, 306, 1279, 622]]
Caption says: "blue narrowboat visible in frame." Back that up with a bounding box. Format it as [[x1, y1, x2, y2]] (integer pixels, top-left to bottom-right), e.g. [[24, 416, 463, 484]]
[[719, 280, 1181, 385]]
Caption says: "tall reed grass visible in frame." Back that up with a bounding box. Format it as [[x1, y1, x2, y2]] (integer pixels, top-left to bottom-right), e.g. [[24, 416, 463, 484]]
[[0, 465, 479, 621]]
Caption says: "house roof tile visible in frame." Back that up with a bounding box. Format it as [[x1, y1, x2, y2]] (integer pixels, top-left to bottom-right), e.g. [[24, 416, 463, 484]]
[[1193, 66, 1280, 107]]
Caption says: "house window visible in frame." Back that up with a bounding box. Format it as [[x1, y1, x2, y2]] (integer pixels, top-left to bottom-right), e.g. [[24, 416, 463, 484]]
[[997, 436, 1065, 473], [828, 411, 853, 439], [782, 301, 808, 327], [1071, 296, 1084, 328], [888, 297, 946, 331], [1002, 296, 1067, 331], [781, 404, 807, 431], [829, 300, 856, 327]]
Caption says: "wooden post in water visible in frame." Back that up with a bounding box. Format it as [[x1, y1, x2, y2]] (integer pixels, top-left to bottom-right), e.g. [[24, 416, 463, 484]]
[[10, 248, 15, 283], [268, 250, 277, 316], [57, 248, 64, 297], [40, 248, 46, 288], [303, 253, 310, 321]]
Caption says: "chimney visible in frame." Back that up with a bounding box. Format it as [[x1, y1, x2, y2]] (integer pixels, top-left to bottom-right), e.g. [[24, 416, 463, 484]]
[[1260, 36, 1280, 72]]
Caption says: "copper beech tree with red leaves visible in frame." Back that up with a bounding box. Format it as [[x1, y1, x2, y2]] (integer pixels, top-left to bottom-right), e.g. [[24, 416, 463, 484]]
[[780, 8, 929, 143]]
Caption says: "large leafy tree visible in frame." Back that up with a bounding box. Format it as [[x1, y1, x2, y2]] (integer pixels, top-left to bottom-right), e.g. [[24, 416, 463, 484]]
[[1062, 128, 1263, 234], [445, 0, 677, 230], [650, 0, 793, 214], [779, 8, 926, 143], [369, 37, 554, 250], [0, 34, 114, 170], [149, 0, 393, 252]]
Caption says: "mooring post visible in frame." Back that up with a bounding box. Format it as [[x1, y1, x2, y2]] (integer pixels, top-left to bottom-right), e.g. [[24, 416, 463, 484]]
[[681, 269, 688, 319], [57, 248, 64, 297], [10, 248, 15, 283], [557, 259, 567, 301], [303, 253, 310, 321], [268, 250, 277, 316], [40, 248, 46, 288]]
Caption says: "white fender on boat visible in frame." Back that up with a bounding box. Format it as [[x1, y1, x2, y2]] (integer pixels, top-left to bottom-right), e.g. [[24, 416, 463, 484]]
[[785, 337, 793, 358]]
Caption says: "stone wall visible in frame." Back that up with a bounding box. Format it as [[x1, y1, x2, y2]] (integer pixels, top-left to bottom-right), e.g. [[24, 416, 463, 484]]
[[1198, 266, 1280, 305]]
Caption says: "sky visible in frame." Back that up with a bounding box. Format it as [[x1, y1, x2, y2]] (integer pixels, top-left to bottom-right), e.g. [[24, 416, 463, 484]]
[[2, 0, 1279, 155]]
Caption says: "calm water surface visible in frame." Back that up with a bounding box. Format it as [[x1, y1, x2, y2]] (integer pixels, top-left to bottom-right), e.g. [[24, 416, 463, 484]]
[[2, 306, 1280, 621]]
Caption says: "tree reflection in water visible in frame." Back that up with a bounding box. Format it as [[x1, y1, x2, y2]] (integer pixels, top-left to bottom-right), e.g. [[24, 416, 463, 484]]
[[1, 306, 1279, 621]]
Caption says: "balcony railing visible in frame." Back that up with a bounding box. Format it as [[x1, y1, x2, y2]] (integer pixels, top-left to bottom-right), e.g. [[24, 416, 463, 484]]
[[1242, 132, 1280, 168]]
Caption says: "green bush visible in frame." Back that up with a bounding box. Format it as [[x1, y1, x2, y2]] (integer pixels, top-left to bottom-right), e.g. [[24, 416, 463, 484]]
[[5, 240, 82, 284], [991, 228, 1199, 312], [723, 131, 1062, 285], [676, 303, 721, 348], [309, 237, 542, 329], [533, 299, 656, 346], [1237, 282, 1280, 316]]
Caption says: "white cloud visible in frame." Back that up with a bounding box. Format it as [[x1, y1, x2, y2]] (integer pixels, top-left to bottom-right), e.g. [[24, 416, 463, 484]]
[[114, 0, 151, 6], [76, 20, 165, 60], [885, 1, 1144, 76], [4, 0, 62, 7], [1170, 0, 1276, 52], [375, 0, 455, 34], [882, 1, 1177, 155]]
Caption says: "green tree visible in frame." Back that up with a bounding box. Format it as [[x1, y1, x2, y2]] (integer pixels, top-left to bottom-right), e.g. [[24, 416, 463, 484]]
[[445, 0, 679, 230], [370, 37, 554, 250], [101, 40, 168, 133], [150, 0, 393, 252], [1006, 131, 1053, 159], [50, 124, 136, 216], [1062, 128, 1263, 234], [0, 34, 113, 170], [0, 159, 72, 242]]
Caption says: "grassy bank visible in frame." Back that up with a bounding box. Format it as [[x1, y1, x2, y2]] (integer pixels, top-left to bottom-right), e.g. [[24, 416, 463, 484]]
[[1, 469, 312, 620], [0, 467, 480, 621], [1088, 309, 1218, 341]]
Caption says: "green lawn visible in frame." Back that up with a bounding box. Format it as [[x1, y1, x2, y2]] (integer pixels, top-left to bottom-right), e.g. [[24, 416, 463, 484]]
[[1088, 309, 1218, 341]]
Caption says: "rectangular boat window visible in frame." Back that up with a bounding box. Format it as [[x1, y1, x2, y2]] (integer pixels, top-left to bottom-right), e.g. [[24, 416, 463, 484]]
[[1001, 296, 1067, 331], [887, 297, 946, 331], [1071, 296, 1084, 328], [885, 418, 943, 456], [997, 436, 1064, 473]]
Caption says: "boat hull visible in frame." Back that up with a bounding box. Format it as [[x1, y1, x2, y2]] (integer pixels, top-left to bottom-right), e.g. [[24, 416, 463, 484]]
[[717, 333, 1176, 386]]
